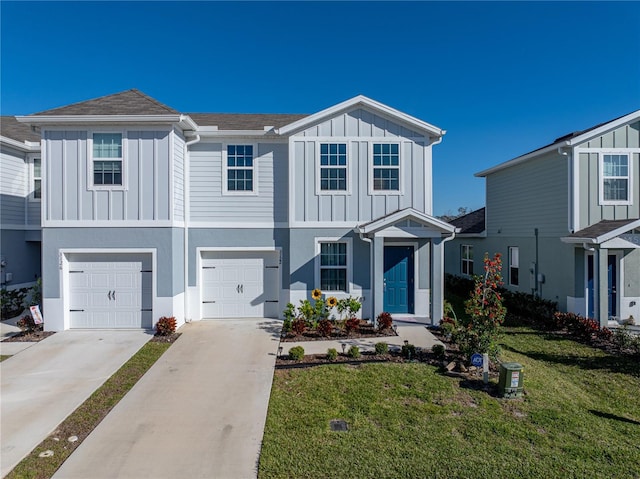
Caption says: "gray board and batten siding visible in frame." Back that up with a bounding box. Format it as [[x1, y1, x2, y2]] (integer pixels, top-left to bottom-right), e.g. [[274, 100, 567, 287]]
[[42, 129, 175, 223], [576, 121, 640, 228], [189, 141, 289, 224], [291, 108, 434, 224]]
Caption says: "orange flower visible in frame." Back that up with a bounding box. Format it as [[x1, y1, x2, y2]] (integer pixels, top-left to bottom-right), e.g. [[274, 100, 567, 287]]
[[311, 288, 322, 300]]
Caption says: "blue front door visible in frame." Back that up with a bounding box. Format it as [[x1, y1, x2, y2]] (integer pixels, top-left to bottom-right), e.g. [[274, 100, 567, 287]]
[[383, 246, 414, 313], [608, 254, 617, 318]]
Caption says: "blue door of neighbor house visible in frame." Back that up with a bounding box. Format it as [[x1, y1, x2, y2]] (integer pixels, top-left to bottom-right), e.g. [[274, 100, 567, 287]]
[[587, 255, 595, 319], [608, 254, 617, 318], [383, 246, 414, 314]]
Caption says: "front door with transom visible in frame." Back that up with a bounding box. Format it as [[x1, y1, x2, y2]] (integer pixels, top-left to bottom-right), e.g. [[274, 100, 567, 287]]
[[383, 246, 414, 314]]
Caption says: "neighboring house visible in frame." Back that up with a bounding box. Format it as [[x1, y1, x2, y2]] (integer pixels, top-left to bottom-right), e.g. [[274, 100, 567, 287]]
[[445, 111, 640, 327], [15, 89, 455, 331], [0, 117, 42, 291]]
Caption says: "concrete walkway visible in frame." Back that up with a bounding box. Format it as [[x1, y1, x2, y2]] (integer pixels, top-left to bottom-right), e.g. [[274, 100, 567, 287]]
[[1, 330, 151, 478], [53, 319, 281, 479], [282, 320, 444, 355]]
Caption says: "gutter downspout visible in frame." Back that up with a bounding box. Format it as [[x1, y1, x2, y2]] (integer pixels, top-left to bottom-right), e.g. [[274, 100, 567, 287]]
[[184, 134, 201, 323], [437, 230, 456, 324]]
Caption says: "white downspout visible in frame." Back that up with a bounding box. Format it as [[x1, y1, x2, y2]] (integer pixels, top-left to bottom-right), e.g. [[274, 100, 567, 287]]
[[437, 230, 457, 323], [183, 134, 200, 323]]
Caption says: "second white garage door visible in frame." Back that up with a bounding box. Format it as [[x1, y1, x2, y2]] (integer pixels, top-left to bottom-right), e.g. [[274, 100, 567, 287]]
[[201, 251, 279, 318]]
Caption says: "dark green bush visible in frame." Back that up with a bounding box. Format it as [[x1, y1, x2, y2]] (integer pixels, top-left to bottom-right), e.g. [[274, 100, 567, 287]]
[[1, 287, 29, 319], [326, 348, 338, 361], [374, 342, 388, 355], [347, 345, 360, 358], [289, 346, 305, 361], [432, 343, 446, 359], [401, 343, 416, 359]]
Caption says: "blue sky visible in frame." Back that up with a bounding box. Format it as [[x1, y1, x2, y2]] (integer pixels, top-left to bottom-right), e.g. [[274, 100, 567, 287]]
[[2, 1, 639, 216]]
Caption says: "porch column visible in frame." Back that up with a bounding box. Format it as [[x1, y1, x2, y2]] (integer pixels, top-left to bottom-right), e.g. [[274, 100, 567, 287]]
[[597, 247, 609, 327], [431, 237, 445, 326], [372, 235, 384, 321]]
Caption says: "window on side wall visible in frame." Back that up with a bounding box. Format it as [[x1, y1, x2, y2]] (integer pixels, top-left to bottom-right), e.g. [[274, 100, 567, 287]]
[[601, 153, 631, 204], [461, 244, 473, 275], [93, 133, 123, 186], [319, 242, 348, 292], [31, 157, 41, 200], [319, 143, 347, 191], [372, 143, 400, 191], [226, 145, 254, 192], [509, 246, 519, 286]]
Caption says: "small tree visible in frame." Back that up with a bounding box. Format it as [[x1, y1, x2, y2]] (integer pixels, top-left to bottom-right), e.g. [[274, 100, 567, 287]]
[[452, 252, 506, 361]]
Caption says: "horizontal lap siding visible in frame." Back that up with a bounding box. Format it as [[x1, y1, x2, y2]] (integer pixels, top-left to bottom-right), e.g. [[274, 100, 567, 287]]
[[189, 142, 285, 223], [1, 147, 26, 225], [292, 108, 432, 223], [486, 151, 569, 237], [43, 130, 171, 223]]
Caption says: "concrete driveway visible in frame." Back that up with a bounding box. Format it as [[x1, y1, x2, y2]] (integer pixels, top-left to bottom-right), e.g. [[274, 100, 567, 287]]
[[52, 319, 281, 479], [1, 330, 151, 477]]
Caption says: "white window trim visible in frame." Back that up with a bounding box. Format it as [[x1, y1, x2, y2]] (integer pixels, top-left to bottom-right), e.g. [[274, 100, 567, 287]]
[[88, 130, 127, 191], [369, 141, 403, 195], [222, 142, 259, 196], [27, 153, 41, 202], [461, 244, 473, 276], [314, 236, 353, 294], [509, 246, 519, 287], [316, 142, 351, 196], [599, 151, 633, 206]]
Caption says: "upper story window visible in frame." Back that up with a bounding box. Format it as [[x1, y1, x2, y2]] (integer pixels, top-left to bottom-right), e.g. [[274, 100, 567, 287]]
[[32, 157, 41, 200], [319, 143, 347, 191], [226, 145, 254, 192], [509, 246, 519, 286], [92, 133, 122, 186], [461, 244, 473, 276], [372, 143, 400, 191], [601, 153, 631, 204]]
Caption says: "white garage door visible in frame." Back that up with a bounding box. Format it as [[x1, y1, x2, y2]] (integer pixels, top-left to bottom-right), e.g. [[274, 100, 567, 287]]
[[68, 254, 152, 329], [201, 251, 279, 318]]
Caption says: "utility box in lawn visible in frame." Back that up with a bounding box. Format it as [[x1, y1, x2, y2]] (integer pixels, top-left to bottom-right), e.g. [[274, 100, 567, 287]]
[[498, 362, 524, 398]]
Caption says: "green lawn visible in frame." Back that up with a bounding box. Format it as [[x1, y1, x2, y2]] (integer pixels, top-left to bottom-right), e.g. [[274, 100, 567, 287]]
[[259, 327, 640, 479]]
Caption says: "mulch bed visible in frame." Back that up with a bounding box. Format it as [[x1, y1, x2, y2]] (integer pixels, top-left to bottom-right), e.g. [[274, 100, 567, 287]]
[[2, 330, 55, 342], [150, 333, 181, 343], [281, 320, 397, 342]]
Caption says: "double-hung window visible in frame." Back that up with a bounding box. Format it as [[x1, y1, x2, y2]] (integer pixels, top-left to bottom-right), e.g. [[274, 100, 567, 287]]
[[93, 133, 123, 186], [320, 143, 347, 191], [32, 157, 41, 200], [372, 143, 400, 191], [227, 145, 254, 192], [601, 153, 630, 204], [319, 242, 348, 292], [461, 245, 473, 276], [509, 246, 519, 286]]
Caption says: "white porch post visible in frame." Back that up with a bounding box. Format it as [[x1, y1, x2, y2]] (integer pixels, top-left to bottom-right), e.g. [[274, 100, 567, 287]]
[[372, 235, 384, 320], [431, 237, 445, 326], [597, 247, 609, 327]]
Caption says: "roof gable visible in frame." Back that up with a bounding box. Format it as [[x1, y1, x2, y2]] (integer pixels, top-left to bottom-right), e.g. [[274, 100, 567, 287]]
[[277, 95, 444, 138], [358, 208, 456, 235], [30, 89, 178, 116]]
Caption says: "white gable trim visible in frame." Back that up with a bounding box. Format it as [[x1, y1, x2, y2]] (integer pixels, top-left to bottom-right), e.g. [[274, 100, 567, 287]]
[[357, 208, 456, 236], [277, 95, 445, 138]]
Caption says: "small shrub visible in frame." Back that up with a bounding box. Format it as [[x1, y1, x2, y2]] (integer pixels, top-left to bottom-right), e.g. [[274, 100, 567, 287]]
[[347, 345, 360, 359], [345, 317, 360, 334], [326, 348, 338, 361], [374, 342, 388, 355], [16, 314, 37, 333], [1, 287, 29, 319], [401, 343, 416, 359], [377, 312, 393, 331], [432, 343, 446, 359], [292, 318, 307, 335], [317, 319, 333, 337], [289, 346, 305, 361], [613, 326, 634, 349], [155, 316, 177, 336], [282, 317, 292, 333]]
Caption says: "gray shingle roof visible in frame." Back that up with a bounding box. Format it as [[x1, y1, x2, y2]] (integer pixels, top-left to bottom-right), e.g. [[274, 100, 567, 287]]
[[565, 219, 639, 240], [1, 116, 41, 143], [32, 89, 179, 116], [187, 113, 307, 130], [449, 207, 486, 234]]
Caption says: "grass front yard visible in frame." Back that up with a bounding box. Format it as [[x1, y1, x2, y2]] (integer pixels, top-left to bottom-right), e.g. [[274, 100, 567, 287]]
[[259, 327, 640, 479]]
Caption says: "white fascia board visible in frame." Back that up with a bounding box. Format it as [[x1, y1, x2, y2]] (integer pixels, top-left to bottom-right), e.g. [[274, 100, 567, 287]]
[[277, 95, 445, 138], [475, 141, 569, 177], [358, 208, 456, 235], [16, 114, 183, 125], [0, 135, 40, 152], [561, 218, 640, 244], [194, 129, 276, 138], [179, 115, 198, 131], [566, 110, 640, 146]]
